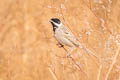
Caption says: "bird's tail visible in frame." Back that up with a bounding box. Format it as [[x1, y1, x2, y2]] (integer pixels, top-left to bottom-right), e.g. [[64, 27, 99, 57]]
[[78, 43, 100, 66]]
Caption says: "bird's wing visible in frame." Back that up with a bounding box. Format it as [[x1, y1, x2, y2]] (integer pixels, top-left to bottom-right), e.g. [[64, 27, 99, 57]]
[[62, 27, 74, 36], [61, 26, 80, 47]]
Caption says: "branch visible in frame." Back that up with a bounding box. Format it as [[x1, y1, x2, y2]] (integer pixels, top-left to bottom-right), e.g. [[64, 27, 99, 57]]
[[48, 67, 58, 80], [105, 46, 120, 80]]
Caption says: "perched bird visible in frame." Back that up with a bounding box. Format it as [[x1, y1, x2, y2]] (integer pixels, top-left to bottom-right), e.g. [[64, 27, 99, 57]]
[[49, 18, 80, 48], [49, 18, 98, 59]]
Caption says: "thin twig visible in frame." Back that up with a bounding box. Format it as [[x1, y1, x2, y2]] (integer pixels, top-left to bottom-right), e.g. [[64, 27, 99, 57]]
[[97, 64, 102, 80], [69, 56, 88, 76], [48, 67, 58, 80], [59, 4, 76, 37], [82, 0, 112, 34], [118, 74, 120, 80], [105, 46, 120, 80], [55, 46, 88, 77]]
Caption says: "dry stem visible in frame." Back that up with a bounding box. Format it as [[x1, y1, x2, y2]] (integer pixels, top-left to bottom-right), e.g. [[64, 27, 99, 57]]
[[97, 64, 102, 80], [82, 0, 112, 34], [48, 67, 58, 80], [105, 46, 120, 80]]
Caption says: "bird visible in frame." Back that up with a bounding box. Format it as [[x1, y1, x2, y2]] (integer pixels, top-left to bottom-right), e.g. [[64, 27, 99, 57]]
[[49, 18, 99, 59], [49, 18, 81, 48]]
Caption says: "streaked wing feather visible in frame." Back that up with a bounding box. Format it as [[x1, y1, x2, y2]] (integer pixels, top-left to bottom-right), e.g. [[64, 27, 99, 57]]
[[61, 26, 79, 47]]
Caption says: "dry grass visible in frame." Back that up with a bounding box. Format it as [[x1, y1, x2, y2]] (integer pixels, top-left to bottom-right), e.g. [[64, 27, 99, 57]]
[[0, 0, 120, 80]]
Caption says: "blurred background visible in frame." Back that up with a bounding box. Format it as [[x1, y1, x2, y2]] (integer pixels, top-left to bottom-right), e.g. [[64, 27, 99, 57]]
[[0, 0, 120, 80]]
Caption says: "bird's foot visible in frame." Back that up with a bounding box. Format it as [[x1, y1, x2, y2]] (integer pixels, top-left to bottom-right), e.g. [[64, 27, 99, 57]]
[[57, 43, 64, 48]]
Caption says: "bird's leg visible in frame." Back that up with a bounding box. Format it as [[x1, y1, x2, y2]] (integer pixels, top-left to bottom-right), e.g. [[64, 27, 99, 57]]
[[56, 43, 64, 48], [67, 47, 76, 58]]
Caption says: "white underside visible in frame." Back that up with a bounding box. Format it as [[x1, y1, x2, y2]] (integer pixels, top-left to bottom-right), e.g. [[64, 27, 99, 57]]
[[54, 25, 79, 47]]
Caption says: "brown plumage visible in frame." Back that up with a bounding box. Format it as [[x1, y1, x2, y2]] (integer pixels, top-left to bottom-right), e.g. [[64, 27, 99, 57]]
[[50, 18, 80, 47]]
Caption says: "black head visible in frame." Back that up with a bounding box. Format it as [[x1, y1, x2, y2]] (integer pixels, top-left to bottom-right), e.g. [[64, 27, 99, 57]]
[[49, 18, 61, 32], [50, 18, 61, 24]]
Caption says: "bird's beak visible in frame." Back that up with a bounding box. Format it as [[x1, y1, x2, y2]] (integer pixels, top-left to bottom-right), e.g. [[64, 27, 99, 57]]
[[49, 19, 54, 26], [49, 19, 53, 23]]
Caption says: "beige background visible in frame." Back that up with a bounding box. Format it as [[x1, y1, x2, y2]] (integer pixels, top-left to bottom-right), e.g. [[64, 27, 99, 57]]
[[0, 0, 120, 80]]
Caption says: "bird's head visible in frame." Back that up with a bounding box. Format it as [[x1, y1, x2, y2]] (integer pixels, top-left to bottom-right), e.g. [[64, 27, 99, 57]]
[[49, 18, 62, 32]]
